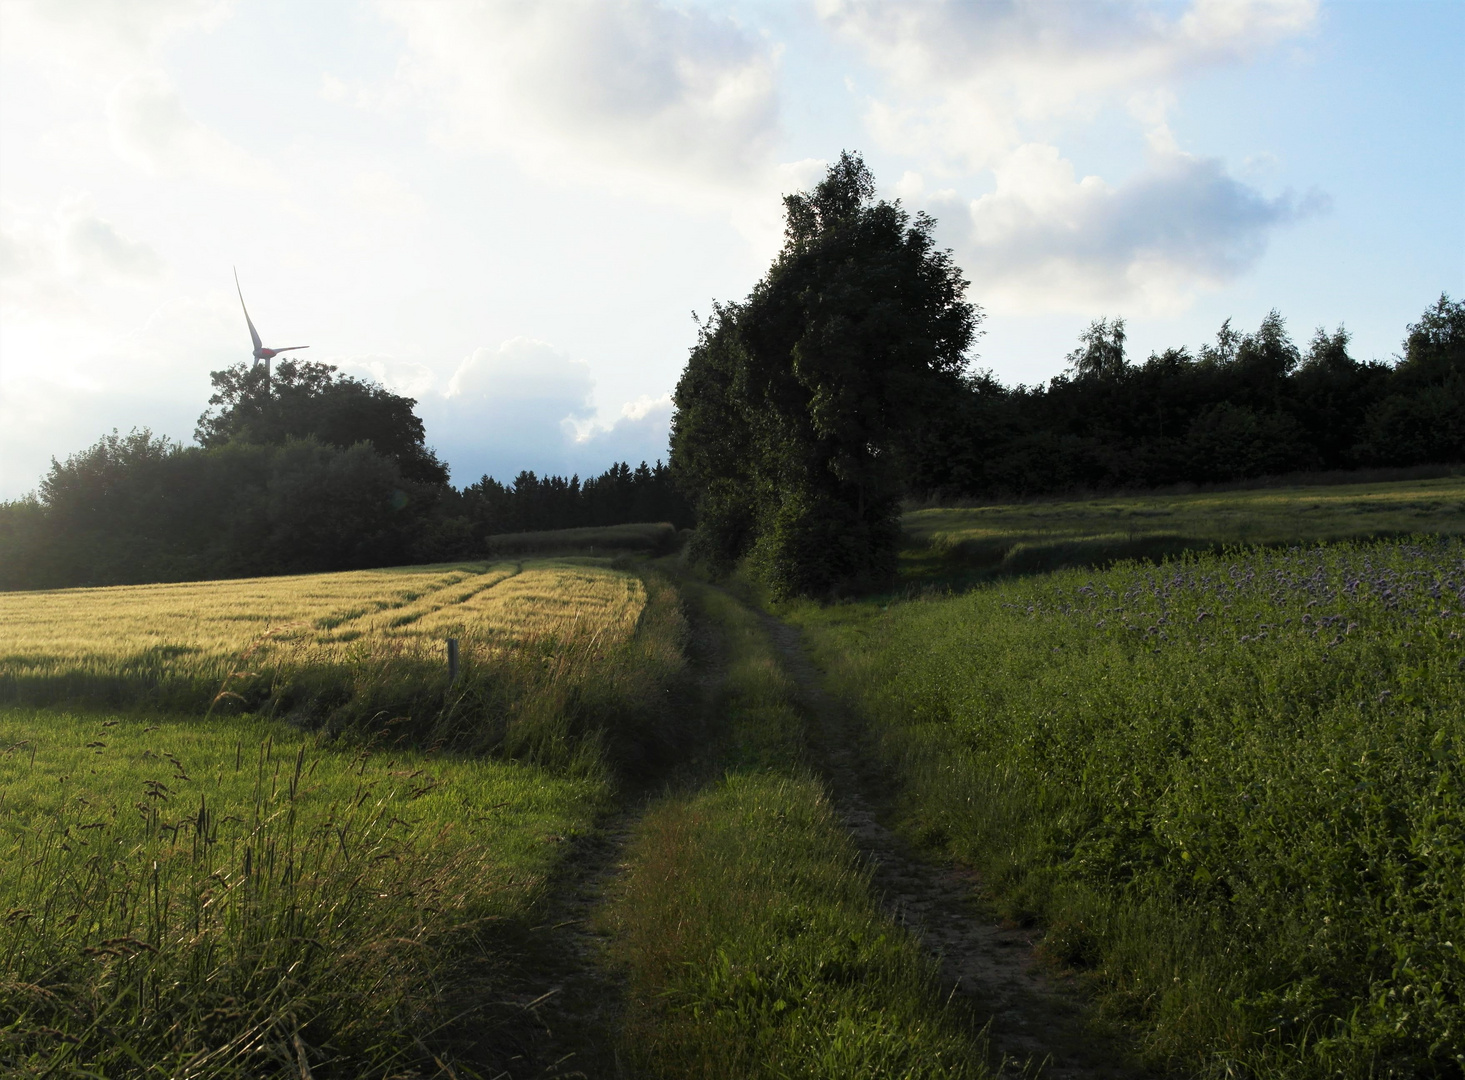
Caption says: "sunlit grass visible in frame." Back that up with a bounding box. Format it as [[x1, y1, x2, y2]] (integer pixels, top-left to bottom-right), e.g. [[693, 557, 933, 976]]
[[790, 536, 1465, 1077], [605, 576, 989, 1079], [0, 708, 605, 1077], [0, 559, 658, 757]]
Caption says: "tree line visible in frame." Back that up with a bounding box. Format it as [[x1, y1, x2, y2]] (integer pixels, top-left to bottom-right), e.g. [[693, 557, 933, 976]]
[[3, 153, 1459, 596], [0, 359, 689, 591], [667, 152, 1463, 598], [902, 299, 1463, 500]]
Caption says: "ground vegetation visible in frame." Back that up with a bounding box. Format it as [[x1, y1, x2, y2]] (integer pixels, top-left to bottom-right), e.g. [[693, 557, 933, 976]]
[[784, 535, 1465, 1076]]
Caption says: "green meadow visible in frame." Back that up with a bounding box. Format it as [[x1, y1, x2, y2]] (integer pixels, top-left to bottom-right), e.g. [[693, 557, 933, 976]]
[[902, 474, 1465, 581], [2, 475, 1462, 1078], [785, 532, 1465, 1077], [0, 709, 604, 1077]]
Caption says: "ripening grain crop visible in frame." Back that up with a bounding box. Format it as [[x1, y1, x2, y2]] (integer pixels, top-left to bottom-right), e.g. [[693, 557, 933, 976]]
[[0, 559, 657, 760]]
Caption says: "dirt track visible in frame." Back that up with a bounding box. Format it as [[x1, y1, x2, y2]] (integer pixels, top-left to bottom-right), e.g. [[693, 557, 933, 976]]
[[760, 612, 1150, 1079]]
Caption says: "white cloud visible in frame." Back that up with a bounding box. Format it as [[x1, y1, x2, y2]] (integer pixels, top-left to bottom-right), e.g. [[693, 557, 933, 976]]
[[59, 199, 166, 280], [0, 198, 165, 322], [0, 0, 231, 79], [922, 142, 1326, 314], [823, 0, 1316, 168], [107, 70, 272, 184], [379, 0, 782, 200], [567, 394, 673, 471], [416, 338, 672, 483], [820, 0, 1320, 312]]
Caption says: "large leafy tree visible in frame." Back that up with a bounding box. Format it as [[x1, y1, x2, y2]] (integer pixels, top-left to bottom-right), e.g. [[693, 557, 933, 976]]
[[196, 359, 449, 484], [672, 152, 979, 596]]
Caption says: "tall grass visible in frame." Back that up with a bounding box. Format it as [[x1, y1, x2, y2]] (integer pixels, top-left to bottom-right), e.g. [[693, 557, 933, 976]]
[[0, 558, 691, 1075], [0, 710, 606, 1078], [605, 579, 990, 1079], [789, 537, 1465, 1077]]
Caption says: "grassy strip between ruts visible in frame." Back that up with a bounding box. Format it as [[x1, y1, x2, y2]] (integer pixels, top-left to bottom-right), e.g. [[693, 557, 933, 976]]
[[1, 560, 691, 1077], [784, 537, 1465, 1079], [602, 578, 991, 1079]]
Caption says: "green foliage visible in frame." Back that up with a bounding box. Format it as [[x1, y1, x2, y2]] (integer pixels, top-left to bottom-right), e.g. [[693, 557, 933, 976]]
[[458, 459, 693, 538], [482, 520, 681, 556], [905, 296, 1464, 499], [790, 537, 1465, 1077], [1, 430, 440, 589], [606, 577, 987, 1078], [0, 709, 605, 1078], [197, 358, 448, 484], [672, 151, 979, 597]]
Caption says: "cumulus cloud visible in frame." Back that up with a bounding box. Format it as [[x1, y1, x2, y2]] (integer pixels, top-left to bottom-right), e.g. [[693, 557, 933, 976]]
[[107, 71, 272, 184], [415, 338, 672, 485], [0, 199, 165, 321], [920, 143, 1326, 314], [379, 0, 782, 199], [566, 393, 673, 469], [0, 0, 230, 78], [820, 0, 1320, 311], [60, 201, 166, 280], [823, 0, 1316, 167]]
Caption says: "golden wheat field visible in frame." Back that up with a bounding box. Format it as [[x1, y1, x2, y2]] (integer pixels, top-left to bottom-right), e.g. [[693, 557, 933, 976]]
[[0, 558, 649, 710]]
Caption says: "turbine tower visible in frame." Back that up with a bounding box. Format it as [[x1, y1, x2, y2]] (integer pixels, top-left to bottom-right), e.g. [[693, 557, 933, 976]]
[[234, 267, 308, 389]]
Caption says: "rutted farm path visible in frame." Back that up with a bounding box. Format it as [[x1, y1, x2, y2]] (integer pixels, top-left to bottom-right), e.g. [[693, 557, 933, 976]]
[[759, 612, 1147, 1080], [506, 580, 1150, 1076]]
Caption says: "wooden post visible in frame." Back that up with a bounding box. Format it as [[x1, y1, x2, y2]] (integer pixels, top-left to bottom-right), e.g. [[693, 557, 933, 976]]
[[446, 638, 460, 684]]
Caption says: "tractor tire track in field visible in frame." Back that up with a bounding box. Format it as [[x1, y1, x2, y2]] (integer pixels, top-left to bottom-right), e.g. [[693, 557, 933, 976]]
[[758, 612, 1149, 1080], [501, 592, 729, 1078]]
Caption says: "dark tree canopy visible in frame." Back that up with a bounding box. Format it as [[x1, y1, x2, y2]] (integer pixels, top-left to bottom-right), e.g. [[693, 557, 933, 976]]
[[902, 296, 1464, 500], [672, 151, 980, 596], [197, 359, 449, 484]]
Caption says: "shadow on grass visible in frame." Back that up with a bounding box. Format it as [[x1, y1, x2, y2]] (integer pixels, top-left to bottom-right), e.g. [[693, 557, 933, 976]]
[[895, 528, 1428, 595]]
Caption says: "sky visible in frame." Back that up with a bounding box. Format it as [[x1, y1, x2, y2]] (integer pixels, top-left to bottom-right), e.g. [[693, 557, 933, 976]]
[[1, 0, 1461, 499]]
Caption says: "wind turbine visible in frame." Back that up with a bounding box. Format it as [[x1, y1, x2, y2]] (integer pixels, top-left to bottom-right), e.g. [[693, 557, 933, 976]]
[[234, 267, 307, 388]]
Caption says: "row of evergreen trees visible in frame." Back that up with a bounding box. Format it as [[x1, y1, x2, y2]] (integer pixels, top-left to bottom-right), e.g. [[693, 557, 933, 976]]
[[903, 299, 1463, 499], [0, 359, 688, 590]]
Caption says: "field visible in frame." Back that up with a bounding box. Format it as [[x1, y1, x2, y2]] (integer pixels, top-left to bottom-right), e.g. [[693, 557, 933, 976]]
[[0, 557, 684, 1077], [0, 709, 605, 1077], [0, 559, 674, 769], [903, 475, 1465, 579], [0, 558, 644, 707], [483, 521, 681, 557], [787, 535, 1465, 1076], [5, 475, 1463, 1077]]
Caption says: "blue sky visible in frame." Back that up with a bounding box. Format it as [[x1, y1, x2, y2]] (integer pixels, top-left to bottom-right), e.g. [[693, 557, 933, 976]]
[[1, 0, 1461, 499]]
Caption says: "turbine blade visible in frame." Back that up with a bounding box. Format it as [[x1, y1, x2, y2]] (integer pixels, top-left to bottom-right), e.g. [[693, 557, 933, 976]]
[[273, 346, 309, 353], [234, 266, 263, 353]]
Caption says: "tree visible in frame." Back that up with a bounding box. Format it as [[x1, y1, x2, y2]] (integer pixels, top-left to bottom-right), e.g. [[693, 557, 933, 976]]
[[196, 359, 449, 484], [672, 151, 980, 596]]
